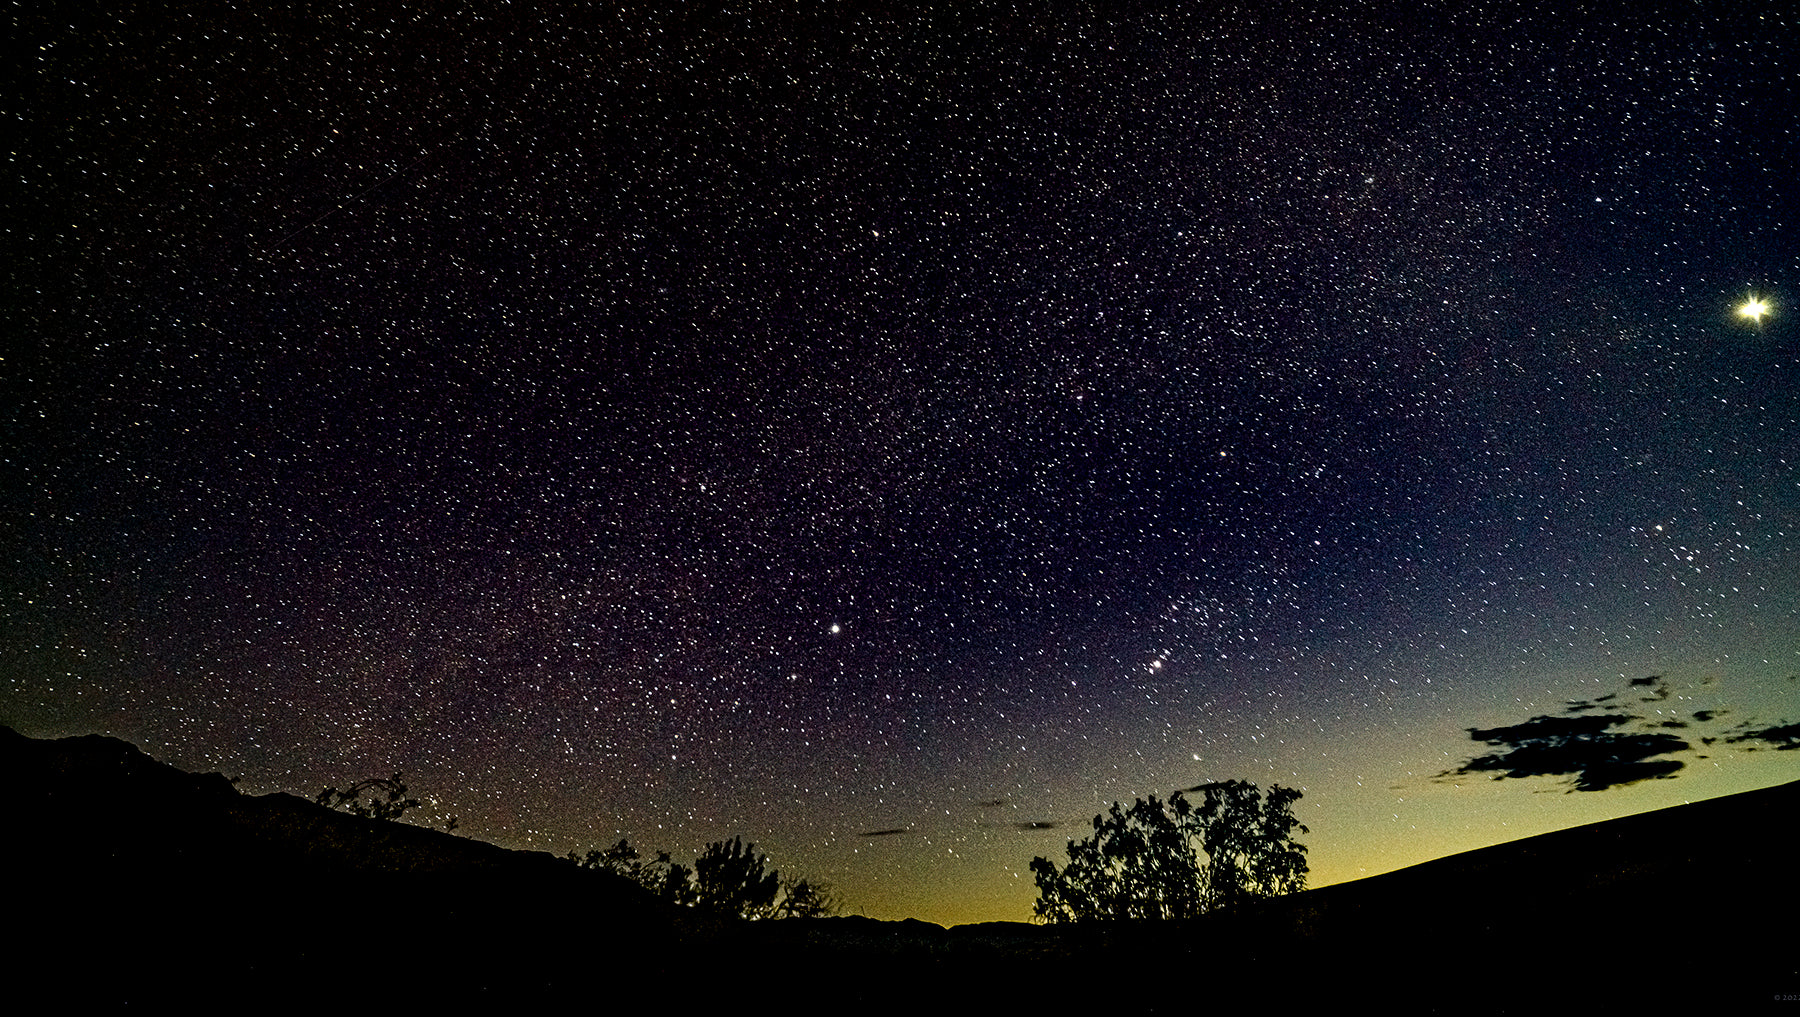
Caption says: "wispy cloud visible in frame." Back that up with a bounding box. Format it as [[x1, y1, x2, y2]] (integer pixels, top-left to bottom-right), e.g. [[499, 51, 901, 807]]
[[1723, 721, 1800, 751]]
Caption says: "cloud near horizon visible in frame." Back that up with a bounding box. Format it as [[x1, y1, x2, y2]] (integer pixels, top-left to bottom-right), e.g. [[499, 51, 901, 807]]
[[1723, 721, 1800, 751], [1436, 676, 1796, 792]]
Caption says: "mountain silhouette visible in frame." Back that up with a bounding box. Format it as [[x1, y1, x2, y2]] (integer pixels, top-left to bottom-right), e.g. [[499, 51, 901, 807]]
[[5, 726, 1792, 1012]]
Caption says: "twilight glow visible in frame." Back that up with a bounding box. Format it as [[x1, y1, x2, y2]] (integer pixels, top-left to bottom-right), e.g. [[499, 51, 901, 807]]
[[6, 2, 1797, 927]]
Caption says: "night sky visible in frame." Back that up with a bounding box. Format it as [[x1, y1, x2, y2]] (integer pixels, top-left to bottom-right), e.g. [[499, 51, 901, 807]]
[[8, 2, 1797, 925]]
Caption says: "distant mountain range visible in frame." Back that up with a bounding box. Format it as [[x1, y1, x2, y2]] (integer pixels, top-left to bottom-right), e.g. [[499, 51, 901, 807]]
[[6, 725, 1792, 1012]]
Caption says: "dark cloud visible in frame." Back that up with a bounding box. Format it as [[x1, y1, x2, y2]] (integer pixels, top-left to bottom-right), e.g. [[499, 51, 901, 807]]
[[1616, 676, 1673, 702], [1433, 674, 1800, 792], [1453, 714, 1688, 791], [859, 829, 909, 838], [1437, 678, 1701, 791], [1566, 692, 1620, 713], [1012, 821, 1058, 831], [1723, 721, 1800, 751]]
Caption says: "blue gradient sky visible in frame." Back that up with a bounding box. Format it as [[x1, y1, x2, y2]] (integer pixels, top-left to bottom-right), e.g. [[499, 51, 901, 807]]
[[7, 2, 1796, 925]]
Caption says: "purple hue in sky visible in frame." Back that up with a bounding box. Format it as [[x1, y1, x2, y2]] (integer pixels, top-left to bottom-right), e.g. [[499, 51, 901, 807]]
[[8, 2, 1797, 923]]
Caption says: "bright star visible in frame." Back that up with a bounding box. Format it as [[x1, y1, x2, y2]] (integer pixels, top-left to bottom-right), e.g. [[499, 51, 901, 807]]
[[1737, 295, 1771, 323]]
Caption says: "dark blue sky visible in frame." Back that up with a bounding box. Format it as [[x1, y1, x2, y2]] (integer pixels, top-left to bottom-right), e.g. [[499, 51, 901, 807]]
[[7, 2, 1797, 922]]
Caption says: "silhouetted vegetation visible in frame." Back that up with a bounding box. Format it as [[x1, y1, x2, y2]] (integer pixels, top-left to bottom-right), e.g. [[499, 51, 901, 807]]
[[316, 773, 458, 831], [316, 773, 421, 820], [695, 835, 779, 915], [8, 724, 1794, 1011], [570, 835, 837, 919], [773, 873, 839, 919], [1030, 780, 1307, 922], [569, 838, 698, 904]]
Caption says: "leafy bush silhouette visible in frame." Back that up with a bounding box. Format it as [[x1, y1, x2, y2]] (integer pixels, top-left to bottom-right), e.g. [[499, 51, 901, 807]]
[[570, 836, 835, 918], [1030, 780, 1307, 922], [569, 838, 697, 905], [694, 836, 780, 917]]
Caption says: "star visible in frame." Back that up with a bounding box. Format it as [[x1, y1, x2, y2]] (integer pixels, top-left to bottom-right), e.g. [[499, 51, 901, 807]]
[[11, 1, 1798, 932]]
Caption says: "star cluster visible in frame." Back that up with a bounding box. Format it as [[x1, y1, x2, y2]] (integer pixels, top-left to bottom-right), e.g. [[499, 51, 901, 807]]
[[7, 3, 1797, 924]]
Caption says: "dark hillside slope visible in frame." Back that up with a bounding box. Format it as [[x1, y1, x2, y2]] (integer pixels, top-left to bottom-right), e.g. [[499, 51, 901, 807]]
[[1239, 777, 1799, 1008], [726, 778, 1798, 1012], [3, 725, 683, 1006], [4, 725, 1792, 1012]]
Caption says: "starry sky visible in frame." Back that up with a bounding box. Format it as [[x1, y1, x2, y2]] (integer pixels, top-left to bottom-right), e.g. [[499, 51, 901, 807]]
[[8, 2, 1798, 925]]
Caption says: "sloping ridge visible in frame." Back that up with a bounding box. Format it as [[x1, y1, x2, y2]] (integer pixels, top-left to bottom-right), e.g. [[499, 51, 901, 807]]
[[1291, 777, 1800, 929], [1240, 779, 1800, 1009], [4, 724, 685, 1007], [5, 725, 580, 877], [4, 725, 1792, 1011]]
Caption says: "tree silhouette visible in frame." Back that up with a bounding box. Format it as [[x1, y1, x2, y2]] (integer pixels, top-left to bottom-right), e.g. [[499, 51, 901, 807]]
[[316, 773, 421, 821], [645, 852, 700, 907], [1031, 780, 1307, 922], [1188, 780, 1309, 911], [1031, 795, 1198, 921], [772, 874, 839, 919], [694, 836, 780, 917]]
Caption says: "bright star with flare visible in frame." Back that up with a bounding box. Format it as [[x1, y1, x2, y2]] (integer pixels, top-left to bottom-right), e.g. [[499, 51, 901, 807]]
[[1737, 295, 1771, 323]]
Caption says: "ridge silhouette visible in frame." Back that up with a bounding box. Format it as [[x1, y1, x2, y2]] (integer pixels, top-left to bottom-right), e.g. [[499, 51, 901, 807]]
[[5, 726, 1792, 1012]]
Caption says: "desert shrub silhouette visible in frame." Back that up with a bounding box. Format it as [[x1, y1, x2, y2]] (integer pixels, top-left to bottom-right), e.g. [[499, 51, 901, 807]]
[[570, 839, 699, 905], [570, 836, 836, 918], [1031, 780, 1308, 922], [694, 835, 780, 916], [316, 773, 457, 831], [772, 874, 838, 918], [316, 773, 421, 820]]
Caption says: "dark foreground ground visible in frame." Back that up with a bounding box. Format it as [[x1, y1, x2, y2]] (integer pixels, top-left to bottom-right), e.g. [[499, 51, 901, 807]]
[[5, 725, 1794, 1013]]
